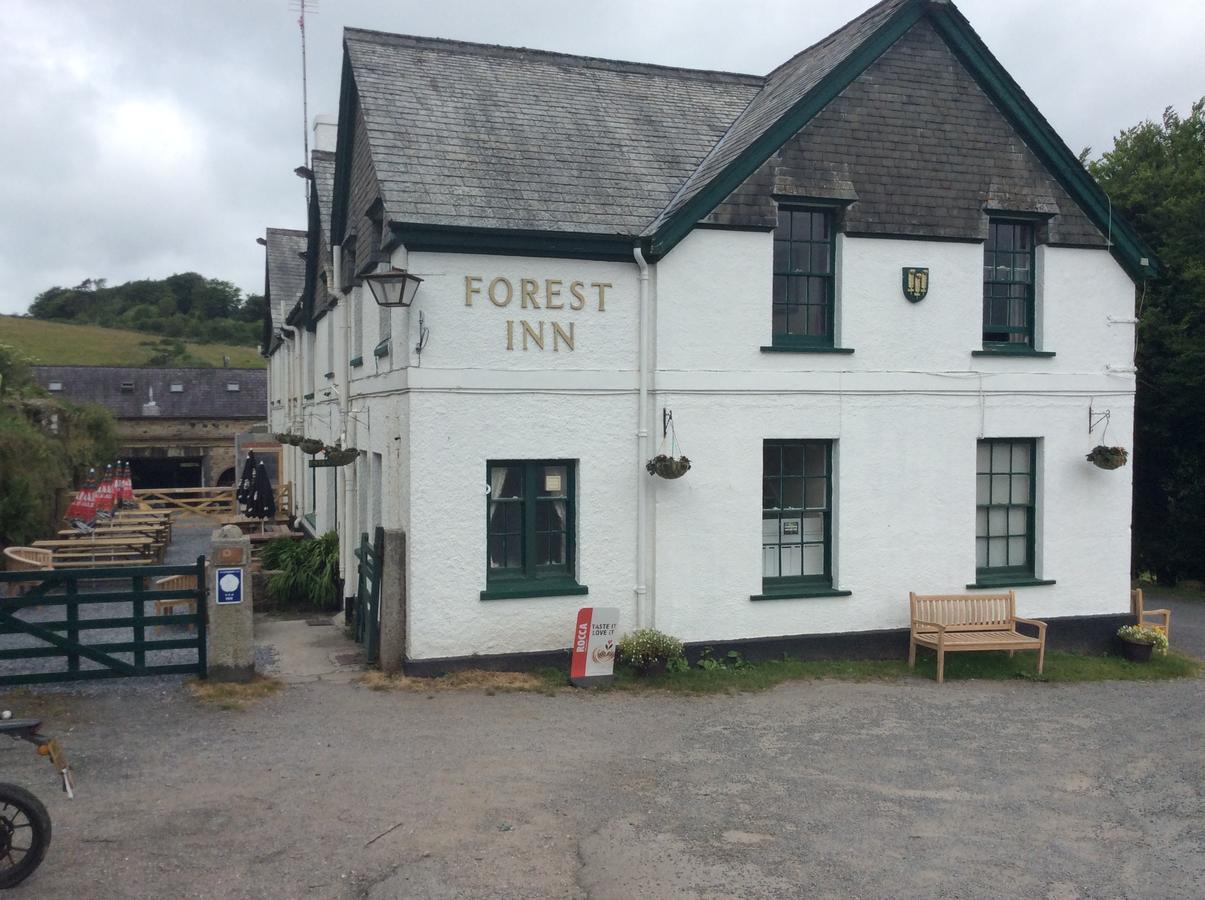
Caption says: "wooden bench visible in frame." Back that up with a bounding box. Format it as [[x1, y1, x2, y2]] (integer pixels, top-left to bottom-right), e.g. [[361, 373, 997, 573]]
[[909, 590, 1047, 683], [153, 574, 199, 632], [1131, 588, 1170, 641], [2, 546, 53, 597], [32, 536, 160, 566]]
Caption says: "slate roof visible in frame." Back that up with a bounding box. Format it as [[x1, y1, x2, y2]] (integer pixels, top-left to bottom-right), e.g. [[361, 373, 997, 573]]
[[343, 28, 760, 234], [338, 0, 1154, 278], [31, 366, 267, 419], [647, 0, 911, 234], [264, 228, 308, 325], [312, 150, 336, 248]]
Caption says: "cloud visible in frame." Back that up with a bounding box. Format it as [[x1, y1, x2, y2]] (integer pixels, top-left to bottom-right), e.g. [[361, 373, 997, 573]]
[[0, 0, 1201, 314]]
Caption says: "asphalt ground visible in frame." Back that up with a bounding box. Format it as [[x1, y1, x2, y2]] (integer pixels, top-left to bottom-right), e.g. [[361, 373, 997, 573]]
[[0, 593, 1200, 899]]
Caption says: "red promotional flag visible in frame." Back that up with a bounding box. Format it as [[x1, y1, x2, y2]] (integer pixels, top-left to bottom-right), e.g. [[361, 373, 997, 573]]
[[66, 468, 99, 531], [95, 465, 115, 520]]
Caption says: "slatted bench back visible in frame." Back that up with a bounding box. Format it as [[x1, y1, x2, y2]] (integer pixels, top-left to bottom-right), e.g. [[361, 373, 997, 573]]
[[910, 591, 1015, 631]]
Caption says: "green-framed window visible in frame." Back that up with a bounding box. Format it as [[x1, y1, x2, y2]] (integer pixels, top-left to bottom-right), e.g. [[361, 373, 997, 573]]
[[976, 439, 1036, 578], [484, 460, 585, 599], [773, 207, 835, 348], [983, 220, 1035, 349], [762, 440, 832, 591]]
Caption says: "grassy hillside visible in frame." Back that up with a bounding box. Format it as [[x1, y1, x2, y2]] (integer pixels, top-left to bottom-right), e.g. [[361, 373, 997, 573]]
[[0, 315, 265, 368]]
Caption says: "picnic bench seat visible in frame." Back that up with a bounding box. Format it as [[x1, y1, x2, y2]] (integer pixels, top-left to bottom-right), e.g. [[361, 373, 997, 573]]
[[909, 590, 1047, 683], [2, 546, 54, 597], [32, 536, 161, 566]]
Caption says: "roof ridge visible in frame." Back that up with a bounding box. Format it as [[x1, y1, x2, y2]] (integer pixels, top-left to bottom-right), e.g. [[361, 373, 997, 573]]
[[342, 27, 764, 85], [763, 0, 914, 82]]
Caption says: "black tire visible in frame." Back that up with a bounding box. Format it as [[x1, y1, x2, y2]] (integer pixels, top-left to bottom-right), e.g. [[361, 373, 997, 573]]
[[0, 783, 51, 889]]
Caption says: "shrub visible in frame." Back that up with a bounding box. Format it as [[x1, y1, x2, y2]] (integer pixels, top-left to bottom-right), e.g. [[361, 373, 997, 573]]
[[265, 531, 340, 610], [1118, 624, 1169, 653], [616, 629, 685, 673]]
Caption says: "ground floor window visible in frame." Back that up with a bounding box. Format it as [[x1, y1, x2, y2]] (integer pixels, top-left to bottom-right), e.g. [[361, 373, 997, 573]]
[[483, 459, 586, 599], [976, 439, 1035, 579], [762, 440, 832, 592]]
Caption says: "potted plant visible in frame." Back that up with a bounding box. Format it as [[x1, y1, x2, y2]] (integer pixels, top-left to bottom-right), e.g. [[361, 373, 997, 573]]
[[1086, 446, 1128, 470], [298, 438, 325, 455], [322, 444, 358, 466], [616, 628, 685, 676], [1116, 624, 1168, 662], [646, 454, 691, 479]]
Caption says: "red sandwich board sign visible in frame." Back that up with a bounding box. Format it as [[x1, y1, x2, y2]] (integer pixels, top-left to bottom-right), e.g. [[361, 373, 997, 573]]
[[570, 607, 619, 687]]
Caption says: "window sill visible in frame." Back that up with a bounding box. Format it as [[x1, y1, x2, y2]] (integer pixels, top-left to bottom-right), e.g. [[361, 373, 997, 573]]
[[966, 577, 1056, 589], [480, 581, 589, 601], [751, 587, 852, 601], [302, 392, 315, 400], [972, 348, 1056, 358], [349, 356, 363, 368], [373, 340, 390, 359], [761, 345, 855, 354]]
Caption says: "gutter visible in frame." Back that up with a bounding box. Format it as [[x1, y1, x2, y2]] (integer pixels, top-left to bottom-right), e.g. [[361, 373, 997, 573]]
[[633, 245, 653, 628], [330, 244, 353, 586]]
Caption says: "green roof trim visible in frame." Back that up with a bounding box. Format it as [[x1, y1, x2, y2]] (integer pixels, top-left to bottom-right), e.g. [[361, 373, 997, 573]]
[[387, 222, 636, 261], [647, 0, 927, 259], [926, 3, 1157, 279], [648, 0, 1157, 281]]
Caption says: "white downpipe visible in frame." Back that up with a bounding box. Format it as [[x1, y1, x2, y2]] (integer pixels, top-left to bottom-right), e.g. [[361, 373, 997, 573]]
[[330, 245, 352, 585], [634, 246, 651, 628]]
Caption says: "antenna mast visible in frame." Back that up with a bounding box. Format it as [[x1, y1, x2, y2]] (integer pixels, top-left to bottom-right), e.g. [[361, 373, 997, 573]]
[[291, 0, 318, 198]]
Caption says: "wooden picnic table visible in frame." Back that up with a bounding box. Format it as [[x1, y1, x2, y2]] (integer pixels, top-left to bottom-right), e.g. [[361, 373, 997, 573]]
[[32, 535, 161, 565]]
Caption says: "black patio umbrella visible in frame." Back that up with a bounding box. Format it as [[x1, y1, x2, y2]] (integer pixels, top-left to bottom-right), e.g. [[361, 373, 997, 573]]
[[235, 451, 256, 514], [245, 459, 277, 526]]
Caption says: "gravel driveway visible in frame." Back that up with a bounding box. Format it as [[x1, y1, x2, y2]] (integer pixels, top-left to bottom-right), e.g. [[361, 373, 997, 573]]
[[0, 600, 1201, 899]]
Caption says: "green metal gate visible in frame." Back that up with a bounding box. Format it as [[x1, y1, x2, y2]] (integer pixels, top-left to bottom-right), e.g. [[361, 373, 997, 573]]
[[354, 527, 384, 663], [0, 557, 208, 686]]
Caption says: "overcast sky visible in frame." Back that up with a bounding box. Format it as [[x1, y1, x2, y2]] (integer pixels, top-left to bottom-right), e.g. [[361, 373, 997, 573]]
[[1, 0, 1201, 314]]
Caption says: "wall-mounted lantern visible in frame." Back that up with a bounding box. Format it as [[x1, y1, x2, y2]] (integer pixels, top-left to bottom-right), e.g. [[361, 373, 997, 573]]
[[364, 268, 423, 308]]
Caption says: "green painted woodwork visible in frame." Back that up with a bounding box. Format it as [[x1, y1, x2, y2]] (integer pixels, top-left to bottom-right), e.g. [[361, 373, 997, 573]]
[[927, 4, 1157, 280], [350, 355, 364, 368], [982, 219, 1036, 349], [373, 339, 390, 358], [483, 460, 585, 600], [966, 577, 1056, 589], [760, 345, 855, 354], [972, 348, 1056, 358], [354, 527, 383, 662], [387, 222, 635, 262], [975, 438, 1037, 580], [761, 440, 834, 594], [750, 587, 852, 601], [0, 558, 207, 686], [773, 206, 837, 347]]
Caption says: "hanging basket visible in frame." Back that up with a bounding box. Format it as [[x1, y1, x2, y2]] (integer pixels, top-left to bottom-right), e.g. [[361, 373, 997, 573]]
[[646, 454, 691, 479], [322, 446, 359, 466], [298, 438, 325, 455], [274, 432, 301, 446], [1086, 446, 1128, 470]]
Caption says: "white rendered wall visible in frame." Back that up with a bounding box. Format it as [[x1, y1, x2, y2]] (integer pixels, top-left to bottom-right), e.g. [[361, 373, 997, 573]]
[[651, 229, 1136, 644]]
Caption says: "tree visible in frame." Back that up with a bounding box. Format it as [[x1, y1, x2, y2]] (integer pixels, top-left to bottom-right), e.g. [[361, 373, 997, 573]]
[[1086, 99, 1205, 582]]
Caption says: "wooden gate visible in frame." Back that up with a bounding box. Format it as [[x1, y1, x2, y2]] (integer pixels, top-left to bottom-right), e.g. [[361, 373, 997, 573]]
[[354, 528, 384, 663], [0, 558, 208, 686]]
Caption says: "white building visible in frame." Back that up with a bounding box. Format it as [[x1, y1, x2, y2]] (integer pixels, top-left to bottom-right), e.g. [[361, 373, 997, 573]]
[[264, 0, 1155, 671]]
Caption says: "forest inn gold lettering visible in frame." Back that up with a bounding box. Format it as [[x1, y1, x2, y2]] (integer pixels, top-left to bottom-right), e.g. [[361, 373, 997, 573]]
[[464, 276, 610, 351]]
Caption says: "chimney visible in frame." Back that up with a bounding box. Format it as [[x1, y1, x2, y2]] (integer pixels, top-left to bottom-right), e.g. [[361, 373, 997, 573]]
[[313, 115, 337, 153], [142, 386, 160, 417]]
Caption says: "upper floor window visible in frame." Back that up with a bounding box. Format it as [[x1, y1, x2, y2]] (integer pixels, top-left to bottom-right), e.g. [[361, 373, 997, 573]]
[[983, 220, 1035, 349], [773, 207, 834, 348]]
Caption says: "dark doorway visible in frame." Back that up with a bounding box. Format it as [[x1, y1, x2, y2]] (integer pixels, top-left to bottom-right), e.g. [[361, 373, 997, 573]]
[[129, 456, 204, 489]]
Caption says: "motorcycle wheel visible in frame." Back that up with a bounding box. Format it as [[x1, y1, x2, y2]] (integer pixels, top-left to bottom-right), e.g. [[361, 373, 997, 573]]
[[0, 783, 51, 889]]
